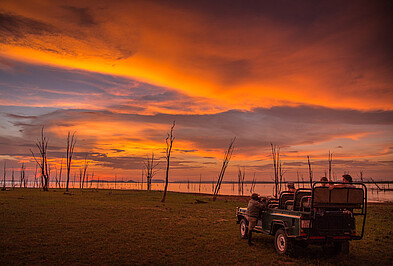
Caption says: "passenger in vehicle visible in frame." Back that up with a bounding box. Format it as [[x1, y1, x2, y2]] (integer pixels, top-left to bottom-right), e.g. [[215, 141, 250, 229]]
[[287, 182, 296, 192], [246, 193, 266, 246], [330, 174, 355, 189], [320, 176, 328, 186]]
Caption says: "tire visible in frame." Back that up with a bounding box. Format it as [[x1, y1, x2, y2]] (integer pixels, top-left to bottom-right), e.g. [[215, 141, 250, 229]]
[[239, 218, 248, 239], [274, 228, 295, 256]]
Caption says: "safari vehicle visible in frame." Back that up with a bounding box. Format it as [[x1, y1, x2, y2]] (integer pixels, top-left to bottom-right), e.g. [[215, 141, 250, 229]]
[[236, 182, 367, 256]]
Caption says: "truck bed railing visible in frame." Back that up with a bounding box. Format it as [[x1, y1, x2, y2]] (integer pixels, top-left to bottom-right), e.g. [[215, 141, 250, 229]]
[[310, 182, 367, 240]]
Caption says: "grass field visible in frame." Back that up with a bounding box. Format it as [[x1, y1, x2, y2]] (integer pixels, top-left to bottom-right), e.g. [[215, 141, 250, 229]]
[[1, 189, 392, 265]]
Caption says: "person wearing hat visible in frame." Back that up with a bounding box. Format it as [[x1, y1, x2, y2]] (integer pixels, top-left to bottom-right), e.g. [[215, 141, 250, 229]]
[[246, 193, 266, 246], [287, 182, 296, 192]]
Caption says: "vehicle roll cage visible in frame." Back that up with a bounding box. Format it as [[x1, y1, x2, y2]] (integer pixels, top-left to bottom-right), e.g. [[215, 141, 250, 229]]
[[268, 182, 367, 240], [310, 181, 367, 240]]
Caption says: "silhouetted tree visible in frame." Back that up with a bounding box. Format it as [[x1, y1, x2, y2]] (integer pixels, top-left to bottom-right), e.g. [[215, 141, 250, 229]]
[[162, 121, 175, 203], [20, 163, 26, 188], [328, 151, 333, 182], [2, 161, 6, 190], [66, 132, 76, 192], [213, 137, 236, 201], [238, 166, 245, 195], [271, 143, 282, 198], [143, 153, 159, 191], [79, 155, 88, 189], [307, 155, 313, 188], [30, 127, 50, 191]]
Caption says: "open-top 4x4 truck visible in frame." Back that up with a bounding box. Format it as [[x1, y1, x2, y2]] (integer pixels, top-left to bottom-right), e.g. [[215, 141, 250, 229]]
[[236, 182, 367, 256]]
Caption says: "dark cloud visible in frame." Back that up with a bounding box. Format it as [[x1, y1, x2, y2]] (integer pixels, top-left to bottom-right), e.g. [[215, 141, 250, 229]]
[[0, 12, 55, 41], [61, 6, 97, 27]]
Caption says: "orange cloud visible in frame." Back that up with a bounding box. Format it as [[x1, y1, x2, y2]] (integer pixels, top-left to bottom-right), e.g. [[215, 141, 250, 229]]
[[1, 0, 392, 112]]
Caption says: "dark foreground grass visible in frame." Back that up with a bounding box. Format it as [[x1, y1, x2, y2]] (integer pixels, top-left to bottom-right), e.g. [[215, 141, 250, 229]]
[[0, 189, 392, 265]]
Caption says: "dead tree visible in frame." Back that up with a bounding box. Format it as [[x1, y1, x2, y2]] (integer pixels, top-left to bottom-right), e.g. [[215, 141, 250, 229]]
[[30, 127, 50, 191], [79, 155, 89, 189], [213, 137, 236, 201], [143, 153, 159, 191], [20, 163, 26, 188], [307, 155, 313, 188], [162, 121, 175, 203], [66, 132, 76, 192], [199, 174, 202, 193], [2, 161, 6, 190], [271, 143, 282, 198], [33, 165, 38, 188], [238, 167, 245, 195], [11, 168, 15, 189], [328, 151, 333, 182], [58, 158, 63, 188], [250, 172, 257, 193]]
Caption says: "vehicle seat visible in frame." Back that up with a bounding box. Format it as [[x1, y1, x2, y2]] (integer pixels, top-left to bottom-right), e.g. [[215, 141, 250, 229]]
[[279, 191, 294, 209]]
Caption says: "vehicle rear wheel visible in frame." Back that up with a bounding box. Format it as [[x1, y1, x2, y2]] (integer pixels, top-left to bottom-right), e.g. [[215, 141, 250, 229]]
[[239, 218, 248, 239], [274, 228, 295, 256]]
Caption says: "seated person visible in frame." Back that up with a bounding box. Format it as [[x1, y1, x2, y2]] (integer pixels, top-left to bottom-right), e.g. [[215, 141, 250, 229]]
[[287, 182, 296, 192], [330, 174, 355, 189], [320, 176, 328, 187]]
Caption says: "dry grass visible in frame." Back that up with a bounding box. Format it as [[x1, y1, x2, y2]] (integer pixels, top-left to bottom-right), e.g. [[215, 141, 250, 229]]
[[0, 188, 392, 265]]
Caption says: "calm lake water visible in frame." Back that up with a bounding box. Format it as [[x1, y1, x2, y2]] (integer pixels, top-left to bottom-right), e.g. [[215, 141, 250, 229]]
[[80, 181, 393, 202], [5, 180, 393, 202]]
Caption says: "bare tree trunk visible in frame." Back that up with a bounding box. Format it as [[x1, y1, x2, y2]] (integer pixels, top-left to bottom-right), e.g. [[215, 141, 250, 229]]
[[199, 174, 202, 193], [213, 137, 236, 201], [30, 127, 50, 191], [250, 172, 256, 193], [11, 168, 14, 189], [2, 161, 6, 190], [162, 121, 175, 203], [33, 165, 38, 188], [20, 163, 26, 188], [271, 143, 281, 198], [66, 132, 76, 192], [143, 153, 159, 191], [307, 155, 313, 188], [238, 167, 245, 195], [328, 151, 333, 182], [58, 158, 63, 189]]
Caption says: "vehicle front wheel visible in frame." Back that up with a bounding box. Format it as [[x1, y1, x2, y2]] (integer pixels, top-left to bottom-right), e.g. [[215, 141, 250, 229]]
[[239, 218, 248, 239], [274, 228, 295, 256]]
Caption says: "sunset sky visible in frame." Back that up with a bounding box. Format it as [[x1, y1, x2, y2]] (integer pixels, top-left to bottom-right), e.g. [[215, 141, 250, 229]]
[[0, 0, 392, 182]]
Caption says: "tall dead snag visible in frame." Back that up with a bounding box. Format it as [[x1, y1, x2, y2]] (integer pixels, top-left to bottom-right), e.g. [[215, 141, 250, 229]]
[[328, 151, 333, 182], [213, 137, 236, 201], [238, 167, 245, 195], [2, 161, 6, 190], [143, 153, 159, 191], [58, 158, 63, 189], [33, 165, 38, 188], [307, 155, 313, 188], [11, 168, 14, 189], [250, 172, 257, 193], [30, 127, 50, 191], [271, 143, 282, 198], [66, 132, 76, 192], [162, 121, 175, 203], [199, 174, 202, 193], [20, 163, 26, 188], [79, 155, 89, 189]]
